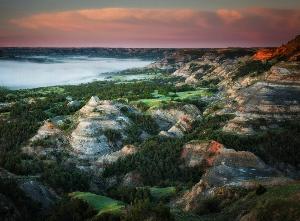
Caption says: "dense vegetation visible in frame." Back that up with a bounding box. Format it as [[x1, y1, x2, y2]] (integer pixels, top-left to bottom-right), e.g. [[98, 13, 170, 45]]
[[41, 164, 90, 194], [103, 137, 203, 186], [215, 121, 300, 167], [47, 197, 97, 221], [233, 60, 272, 80]]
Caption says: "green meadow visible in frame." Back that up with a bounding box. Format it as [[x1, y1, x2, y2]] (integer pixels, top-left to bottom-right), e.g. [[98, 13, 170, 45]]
[[70, 192, 125, 215]]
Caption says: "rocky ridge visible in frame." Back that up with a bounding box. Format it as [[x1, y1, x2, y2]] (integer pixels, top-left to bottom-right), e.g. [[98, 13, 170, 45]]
[[157, 36, 300, 135], [253, 35, 300, 61], [0, 167, 59, 214], [70, 96, 136, 156], [223, 61, 300, 134], [177, 140, 292, 212]]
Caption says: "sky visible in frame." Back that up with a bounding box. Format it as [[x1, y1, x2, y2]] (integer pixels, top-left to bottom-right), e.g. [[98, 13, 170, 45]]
[[0, 0, 300, 48]]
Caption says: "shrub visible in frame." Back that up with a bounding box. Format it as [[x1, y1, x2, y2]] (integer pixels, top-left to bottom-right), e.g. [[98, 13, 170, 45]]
[[256, 185, 267, 195], [233, 60, 272, 80], [31, 136, 55, 147], [126, 113, 159, 135], [93, 213, 121, 221], [104, 129, 122, 143], [107, 186, 152, 204], [0, 151, 42, 175], [0, 86, 10, 102], [214, 121, 300, 167], [255, 198, 300, 221], [195, 197, 222, 215], [103, 137, 203, 186], [41, 164, 90, 193], [123, 200, 174, 221], [47, 197, 97, 221]]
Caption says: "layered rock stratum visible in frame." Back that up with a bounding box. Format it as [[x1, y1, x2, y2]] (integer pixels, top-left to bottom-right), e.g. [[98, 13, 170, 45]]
[[177, 140, 292, 212], [70, 96, 135, 156], [149, 104, 201, 138]]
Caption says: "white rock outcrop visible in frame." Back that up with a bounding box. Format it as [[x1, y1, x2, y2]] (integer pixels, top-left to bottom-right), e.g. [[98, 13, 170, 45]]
[[70, 96, 134, 156]]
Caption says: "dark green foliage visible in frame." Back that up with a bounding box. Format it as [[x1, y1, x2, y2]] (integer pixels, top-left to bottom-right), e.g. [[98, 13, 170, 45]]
[[126, 112, 159, 135], [63, 79, 178, 102], [219, 48, 255, 59], [0, 119, 40, 152], [0, 103, 46, 174], [255, 198, 300, 221], [0, 102, 48, 150], [256, 185, 267, 195], [199, 78, 220, 87], [31, 136, 56, 147], [107, 186, 152, 204], [123, 112, 159, 145], [233, 60, 272, 80], [103, 137, 203, 186], [198, 78, 220, 93], [182, 99, 208, 112], [0, 152, 43, 175], [124, 124, 142, 145], [214, 121, 300, 167], [189, 114, 300, 168], [123, 200, 174, 221], [120, 106, 130, 114], [111, 67, 163, 76], [104, 129, 122, 143], [0, 86, 10, 102], [41, 164, 90, 194], [189, 63, 210, 73], [47, 102, 81, 116], [93, 213, 121, 221], [47, 197, 97, 221], [195, 197, 222, 215], [135, 102, 149, 112], [187, 114, 235, 141]]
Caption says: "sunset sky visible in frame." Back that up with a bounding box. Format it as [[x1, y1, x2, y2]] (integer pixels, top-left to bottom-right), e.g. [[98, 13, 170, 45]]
[[0, 0, 300, 47]]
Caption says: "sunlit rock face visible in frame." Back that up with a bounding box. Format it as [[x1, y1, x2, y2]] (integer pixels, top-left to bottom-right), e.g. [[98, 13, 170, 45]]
[[30, 121, 62, 141], [253, 49, 275, 61], [173, 60, 219, 85], [70, 96, 134, 156], [253, 35, 300, 61]]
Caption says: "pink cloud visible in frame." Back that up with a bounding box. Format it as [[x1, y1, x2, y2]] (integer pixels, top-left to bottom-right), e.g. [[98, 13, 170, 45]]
[[10, 8, 205, 31], [217, 9, 243, 24], [3, 7, 300, 47]]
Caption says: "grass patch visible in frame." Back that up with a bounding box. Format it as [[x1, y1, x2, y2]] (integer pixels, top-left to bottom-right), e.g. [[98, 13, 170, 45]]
[[135, 89, 212, 109], [70, 192, 125, 215]]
